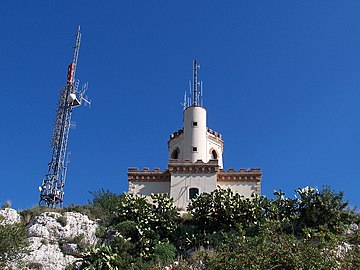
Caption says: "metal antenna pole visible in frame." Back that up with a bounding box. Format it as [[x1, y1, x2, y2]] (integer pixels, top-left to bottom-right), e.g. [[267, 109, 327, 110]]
[[39, 27, 89, 208], [193, 59, 198, 106]]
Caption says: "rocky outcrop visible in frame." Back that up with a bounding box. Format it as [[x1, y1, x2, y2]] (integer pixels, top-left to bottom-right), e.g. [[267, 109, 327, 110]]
[[26, 211, 97, 245], [0, 208, 98, 270], [0, 208, 21, 225]]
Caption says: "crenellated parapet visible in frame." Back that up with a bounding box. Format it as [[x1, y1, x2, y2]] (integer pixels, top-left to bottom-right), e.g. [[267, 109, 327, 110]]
[[168, 159, 220, 174], [128, 168, 170, 182], [169, 128, 184, 140], [217, 168, 262, 182], [206, 128, 223, 140], [169, 127, 223, 141]]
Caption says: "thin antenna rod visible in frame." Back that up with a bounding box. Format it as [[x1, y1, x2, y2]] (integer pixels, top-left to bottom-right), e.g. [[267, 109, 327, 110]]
[[200, 81, 203, 107], [66, 26, 81, 86], [193, 59, 198, 106]]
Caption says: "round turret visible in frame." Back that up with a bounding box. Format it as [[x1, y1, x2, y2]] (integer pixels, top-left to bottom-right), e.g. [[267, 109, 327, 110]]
[[183, 106, 207, 162]]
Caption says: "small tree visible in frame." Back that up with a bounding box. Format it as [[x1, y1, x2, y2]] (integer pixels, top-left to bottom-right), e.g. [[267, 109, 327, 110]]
[[294, 186, 355, 234]]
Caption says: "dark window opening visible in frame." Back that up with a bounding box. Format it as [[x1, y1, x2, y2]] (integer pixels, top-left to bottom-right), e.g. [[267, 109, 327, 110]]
[[171, 148, 180, 159], [192, 121, 198, 127], [192, 147, 198, 152], [189, 188, 199, 200], [211, 150, 218, 160]]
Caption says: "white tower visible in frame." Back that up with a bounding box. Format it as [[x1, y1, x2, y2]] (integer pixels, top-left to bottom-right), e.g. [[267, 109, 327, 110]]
[[168, 60, 224, 168], [128, 59, 262, 210]]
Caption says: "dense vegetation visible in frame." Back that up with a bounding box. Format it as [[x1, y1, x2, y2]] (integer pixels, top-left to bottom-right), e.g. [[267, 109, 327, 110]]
[[0, 186, 359, 269], [80, 187, 359, 269]]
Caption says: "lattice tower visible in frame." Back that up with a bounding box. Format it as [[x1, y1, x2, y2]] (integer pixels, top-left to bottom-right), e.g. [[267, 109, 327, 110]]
[[39, 27, 89, 207]]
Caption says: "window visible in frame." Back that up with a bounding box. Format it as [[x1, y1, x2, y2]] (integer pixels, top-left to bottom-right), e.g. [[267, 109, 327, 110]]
[[211, 150, 218, 160], [192, 147, 197, 152], [171, 148, 180, 159], [192, 121, 198, 127], [189, 188, 199, 200]]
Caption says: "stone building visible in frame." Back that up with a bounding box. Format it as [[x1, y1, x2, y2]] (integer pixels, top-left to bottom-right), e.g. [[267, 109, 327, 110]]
[[128, 60, 262, 210]]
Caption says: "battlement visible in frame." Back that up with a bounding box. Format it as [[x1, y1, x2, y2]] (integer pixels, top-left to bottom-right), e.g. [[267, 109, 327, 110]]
[[128, 163, 261, 183], [169, 127, 223, 141], [169, 128, 184, 140], [217, 168, 262, 182], [128, 167, 163, 173], [168, 159, 220, 174], [127, 168, 170, 182], [206, 128, 222, 140]]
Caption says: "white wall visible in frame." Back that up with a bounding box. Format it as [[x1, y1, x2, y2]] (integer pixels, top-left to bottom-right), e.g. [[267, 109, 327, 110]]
[[217, 182, 259, 197], [129, 181, 170, 196], [170, 173, 217, 209]]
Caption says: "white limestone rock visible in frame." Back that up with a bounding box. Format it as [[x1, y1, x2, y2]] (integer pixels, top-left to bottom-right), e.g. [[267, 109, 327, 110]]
[[26, 211, 97, 245], [0, 207, 21, 225], [22, 211, 97, 270], [23, 237, 81, 270]]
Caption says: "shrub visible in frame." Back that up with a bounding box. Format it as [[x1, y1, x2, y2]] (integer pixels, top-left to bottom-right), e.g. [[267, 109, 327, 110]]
[[294, 186, 356, 234], [89, 189, 125, 226], [57, 215, 67, 227], [150, 242, 177, 266], [113, 220, 139, 241], [81, 241, 148, 270], [0, 223, 28, 268], [187, 188, 266, 233], [197, 228, 341, 270]]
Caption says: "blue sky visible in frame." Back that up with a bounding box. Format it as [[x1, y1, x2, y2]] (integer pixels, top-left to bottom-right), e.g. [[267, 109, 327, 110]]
[[1, 1, 360, 210]]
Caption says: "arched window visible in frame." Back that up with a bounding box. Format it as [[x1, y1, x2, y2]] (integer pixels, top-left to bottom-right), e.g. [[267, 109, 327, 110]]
[[211, 150, 218, 160], [189, 188, 199, 200], [171, 148, 180, 159]]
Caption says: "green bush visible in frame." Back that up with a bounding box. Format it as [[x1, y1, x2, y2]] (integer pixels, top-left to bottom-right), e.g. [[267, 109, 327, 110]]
[[187, 188, 267, 233], [294, 186, 356, 234], [113, 220, 139, 241], [150, 242, 177, 266], [81, 240, 148, 270], [89, 189, 125, 226], [57, 215, 67, 227], [203, 231, 339, 269], [0, 223, 28, 268]]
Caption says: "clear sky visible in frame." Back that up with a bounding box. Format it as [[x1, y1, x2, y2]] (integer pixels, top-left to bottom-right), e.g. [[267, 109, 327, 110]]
[[1, 1, 359, 210]]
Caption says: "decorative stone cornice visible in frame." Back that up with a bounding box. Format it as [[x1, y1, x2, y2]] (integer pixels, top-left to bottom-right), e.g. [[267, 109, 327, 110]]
[[168, 159, 220, 174], [217, 168, 262, 182], [128, 168, 170, 182]]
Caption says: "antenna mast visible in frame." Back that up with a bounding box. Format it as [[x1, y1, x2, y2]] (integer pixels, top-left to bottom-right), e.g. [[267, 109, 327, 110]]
[[39, 27, 90, 208], [193, 59, 198, 106], [183, 59, 203, 109]]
